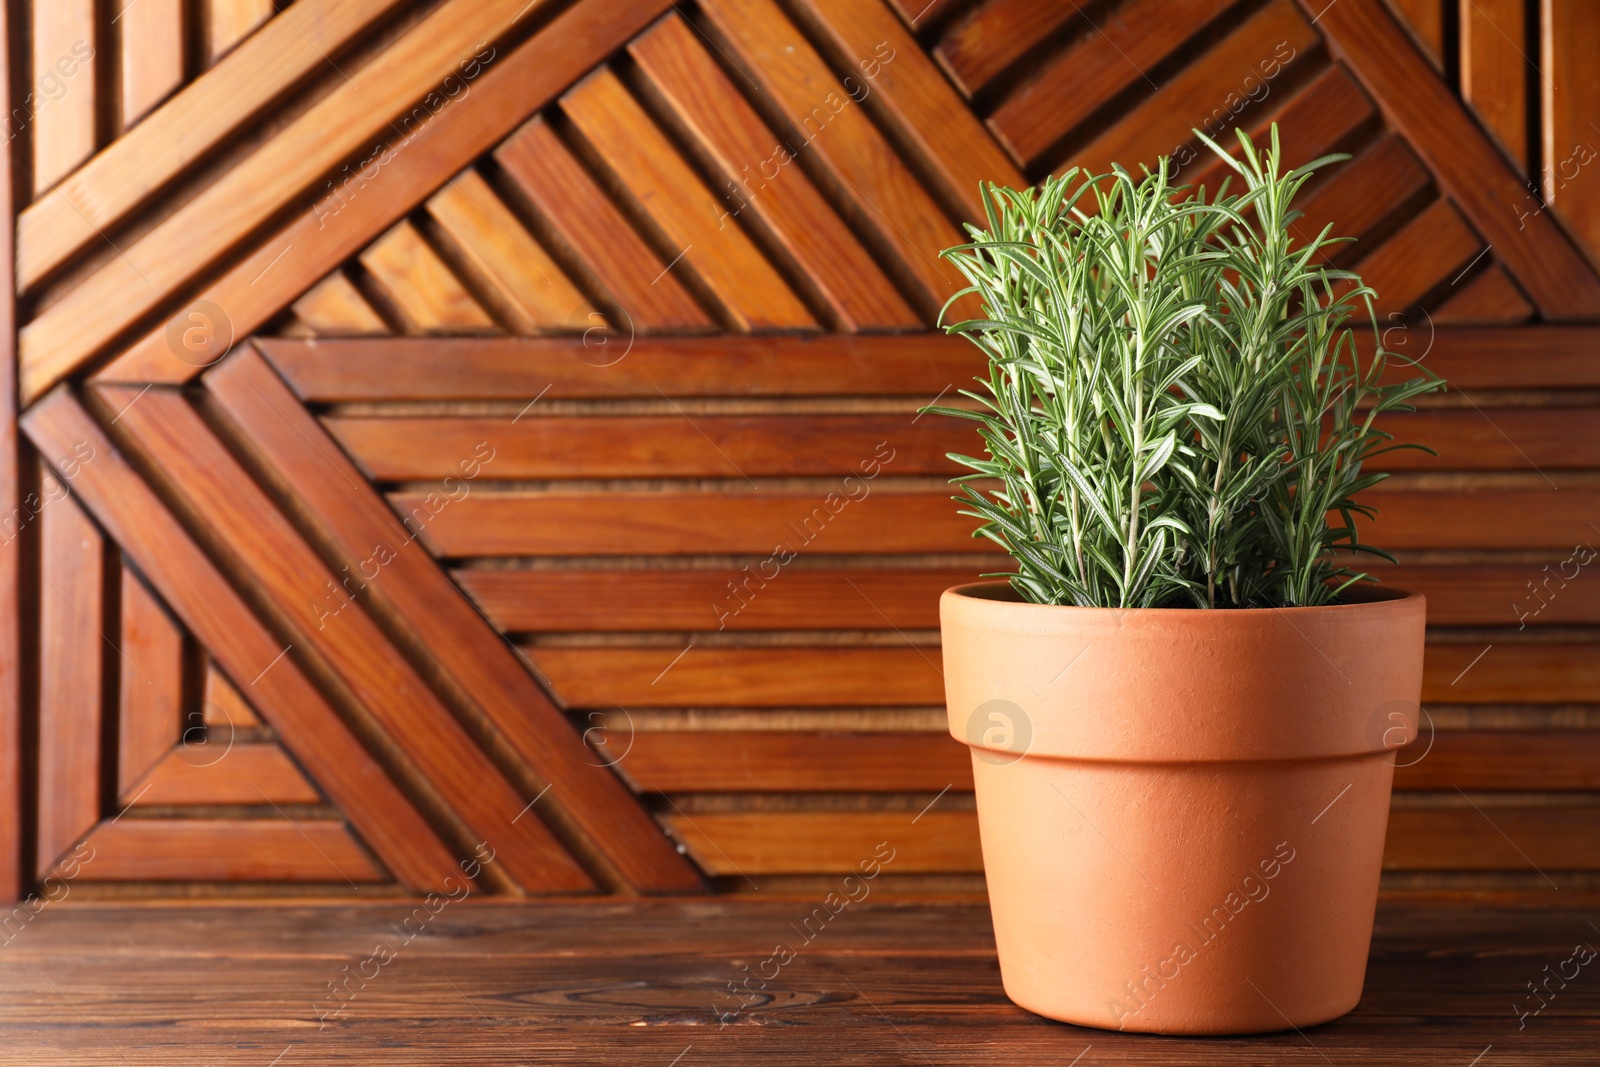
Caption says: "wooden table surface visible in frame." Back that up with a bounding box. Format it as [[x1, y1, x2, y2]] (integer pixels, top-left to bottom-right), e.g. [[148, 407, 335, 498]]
[[0, 896, 1594, 1064]]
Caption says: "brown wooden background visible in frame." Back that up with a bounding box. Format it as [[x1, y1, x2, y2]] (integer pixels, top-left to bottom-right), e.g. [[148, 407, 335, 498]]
[[1, 0, 1598, 902]]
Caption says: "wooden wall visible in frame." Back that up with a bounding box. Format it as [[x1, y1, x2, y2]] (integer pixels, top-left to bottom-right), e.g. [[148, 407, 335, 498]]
[[3, 0, 1599, 901]]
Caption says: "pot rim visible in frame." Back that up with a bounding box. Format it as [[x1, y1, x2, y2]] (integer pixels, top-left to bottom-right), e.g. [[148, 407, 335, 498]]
[[944, 579, 1425, 616]]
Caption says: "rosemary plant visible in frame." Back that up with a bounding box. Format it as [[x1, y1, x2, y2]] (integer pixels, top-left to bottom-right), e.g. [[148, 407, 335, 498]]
[[932, 127, 1443, 609]]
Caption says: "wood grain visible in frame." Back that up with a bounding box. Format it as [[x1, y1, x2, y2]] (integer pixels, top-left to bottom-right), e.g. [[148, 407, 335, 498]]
[[628, 15, 918, 330], [36, 483, 103, 876], [20, 389, 461, 891], [129, 744, 323, 807], [1291, 134, 1433, 261], [1388, 0, 1443, 65], [76, 818, 385, 882], [259, 335, 983, 401], [204, 347, 706, 894], [105, 384, 593, 893], [205, 0, 276, 64], [18, 0, 410, 291], [0, 0, 20, 903], [1307, 0, 1600, 317], [29, 0, 96, 195], [119, 0, 184, 129], [116, 569, 185, 799], [1345, 198, 1483, 316], [1372, 408, 1600, 470], [934, 0, 1082, 97], [359, 221, 498, 334], [1460, 0, 1527, 171], [1541, 0, 1600, 266], [1431, 263, 1535, 324], [425, 169, 594, 333], [201, 662, 262, 729], [289, 271, 390, 336], [1365, 326, 1600, 388]]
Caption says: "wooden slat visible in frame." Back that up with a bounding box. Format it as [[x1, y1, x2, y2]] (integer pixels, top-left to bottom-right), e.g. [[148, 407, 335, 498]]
[[1291, 134, 1433, 259], [203, 348, 705, 894], [391, 489, 986, 557], [1357, 483, 1600, 549], [1372, 408, 1600, 470], [359, 221, 497, 334], [94, 0, 685, 389], [990, 0, 1237, 168], [21, 389, 460, 891], [1366, 326, 1600, 389], [426, 170, 594, 333], [19, 0, 410, 292], [1061, 1, 1320, 180], [934, 0, 1080, 97], [627, 15, 918, 330], [1425, 643, 1600, 705], [22, 0, 537, 400], [1541, 0, 1600, 263], [1388, 0, 1443, 65], [105, 385, 593, 893], [76, 818, 384, 882], [699, 0, 971, 319], [620, 729, 1600, 793], [116, 570, 184, 799], [456, 566, 980, 632], [786, 0, 1025, 218], [0, 0, 20, 903], [1306, 0, 1600, 318], [495, 116, 711, 333], [1430, 263, 1535, 324], [528, 647, 945, 708], [1460, 0, 1527, 171], [201, 662, 261, 729], [665, 807, 1600, 874], [131, 744, 323, 806], [325, 413, 962, 480], [119, 0, 185, 129], [260, 335, 983, 401], [30, 0, 97, 194], [1345, 198, 1483, 316], [289, 272, 389, 335], [886, 0, 966, 29], [36, 482, 103, 875], [205, 0, 276, 64], [562, 67, 815, 331], [1368, 563, 1600, 628]]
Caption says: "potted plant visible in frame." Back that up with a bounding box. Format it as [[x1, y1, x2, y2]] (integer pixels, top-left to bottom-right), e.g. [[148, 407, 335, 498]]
[[931, 127, 1442, 1035]]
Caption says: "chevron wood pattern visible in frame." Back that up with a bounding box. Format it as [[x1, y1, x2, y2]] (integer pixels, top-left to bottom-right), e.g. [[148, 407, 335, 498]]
[[5, 0, 1600, 903]]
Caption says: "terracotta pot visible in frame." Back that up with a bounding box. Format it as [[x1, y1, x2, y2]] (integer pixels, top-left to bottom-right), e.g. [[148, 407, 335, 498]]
[[941, 581, 1426, 1035]]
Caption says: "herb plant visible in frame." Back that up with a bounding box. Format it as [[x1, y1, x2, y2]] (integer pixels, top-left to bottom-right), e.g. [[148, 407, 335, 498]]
[[932, 127, 1442, 609]]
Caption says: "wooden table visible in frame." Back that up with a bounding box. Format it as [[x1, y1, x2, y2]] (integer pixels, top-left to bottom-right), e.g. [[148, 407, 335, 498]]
[[0, 896, 1594, 1064]]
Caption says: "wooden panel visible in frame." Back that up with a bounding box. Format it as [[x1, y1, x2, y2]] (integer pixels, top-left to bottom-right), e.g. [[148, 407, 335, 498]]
[[22, 0, 533, 399], [1366, 327, 1600, 389], [425, 170, 594, 333], [201, 662, 261, 729], [1541, 0, 1600, 264], [95, 0, 685, 389], [1460, 0, 1527, 170], [627, 15, 918, 330], [1309, 0, 1600, 318], [21, 389, 460, 891], [1388, 0, 1443, 65], [204, 348, 705, 893], [325, 413, 961, 480], [699, 0, 970, 318], [562, 67, 815, 331], [1385, 807, 1600, 869], [991, 0, 1238, 167], [260, 335, 982, 401], [19, 0, 410, 291], [0, 0, 20, 903], [30, 0, 97, 194], [786, 0, 1025, 218], [1372, 408, 1600, 470], [390, 489, 986, 557], [106, 385, 593, 893], [1394, 731, 1600, 790], [359, 221, 497, 334], [1424, 643, 1600, 705], [1344, 199, 1483, 316], [527, 647, 945, 708], [1358, 484, 1600, 549], [1291, 134, 1433, 258], [1430, 263, 1535, 324], [495, 117, 712, 333], [1369, 563, 1600, 628], [36, 482, 103, 874], [76, 818, 385, 882], [116, 570, 185, 798], [934, 0, 1080, 96], [1062, 1, 1319, 180], [119, 0, 184, 129], [131, 744, 323, 806], [289, 272, 389, 336], [205, 0, 275, 64], [456, 566, 980, 632]]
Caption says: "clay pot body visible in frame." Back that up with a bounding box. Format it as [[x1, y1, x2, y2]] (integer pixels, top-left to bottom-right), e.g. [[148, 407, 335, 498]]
[[941, 581, 1427, 1035]]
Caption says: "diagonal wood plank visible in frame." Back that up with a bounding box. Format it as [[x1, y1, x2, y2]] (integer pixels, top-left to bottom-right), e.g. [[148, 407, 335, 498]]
[[20, 389, 461, 892], [92, 0, 681, 390], [18, 0, 412, 292], [290, 272, 391, 335], [204, 347, 706, 894], [1303, 0, 1600, 317], [359, 221, 499, 334], [102, 384, 593, 894], [934, 0, 1082, 97]]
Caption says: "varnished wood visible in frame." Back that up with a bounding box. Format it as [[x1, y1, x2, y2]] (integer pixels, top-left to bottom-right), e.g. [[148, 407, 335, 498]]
[[289, 272, 390, 336], [1291, 134, 1433, 261], [0, 0, 21, 903], [1344, 198, 1482, 316], [115, 570, 184, 799], [129, 744, 323, 807], [1373, 408, 1600, 470], [204, 0, 275, 64], [1540, 0, 1600, 264], [934, 0, 1081, 97], [119, 0, 185, 129], [203, 347, 705, 894], [77, 818, 385, 882], [359, 221, 498, 334], [1460, 0, 1527, 171], [1366, 326, 1600, 388], [1388, 0, 1444, 65], [20, 389, 461, 890], [29, 0, 97, 194], [201, 663, 261, 729], [1431, 263, 1536, 324]]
